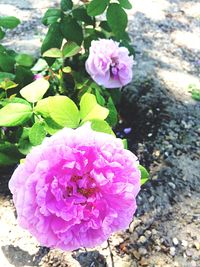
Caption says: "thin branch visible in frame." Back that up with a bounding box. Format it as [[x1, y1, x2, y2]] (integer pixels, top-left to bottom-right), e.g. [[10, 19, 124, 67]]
[[107, 239, 114, 267]]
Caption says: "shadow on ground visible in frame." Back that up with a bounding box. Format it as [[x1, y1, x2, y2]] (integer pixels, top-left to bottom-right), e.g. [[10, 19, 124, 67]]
[[1, 245, 50, 267]]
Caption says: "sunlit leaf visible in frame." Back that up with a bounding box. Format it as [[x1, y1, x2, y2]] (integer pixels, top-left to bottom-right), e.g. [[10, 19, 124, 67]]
[[0, 103, 32, 126], [35, 96, 80, 128], [138, 165, 149, 185], [80, 93, 109, 123], [91, 119, 115, 135], [29, 122, 46, 146], [62, 42, 81, 58], [0, 80, 18, 90], [20, 78, 49, 103], [42, 48, 63, 58]]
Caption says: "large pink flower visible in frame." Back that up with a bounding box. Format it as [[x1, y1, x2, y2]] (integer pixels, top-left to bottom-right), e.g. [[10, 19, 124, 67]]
[[86, 39, 134, 88], [9, 124, 140, 250]]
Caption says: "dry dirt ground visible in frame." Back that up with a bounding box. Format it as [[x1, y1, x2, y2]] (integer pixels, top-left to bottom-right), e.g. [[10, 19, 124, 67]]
[[0, 0, 200, 267]]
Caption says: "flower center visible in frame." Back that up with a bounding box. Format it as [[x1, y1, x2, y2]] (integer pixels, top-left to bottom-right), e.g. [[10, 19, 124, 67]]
[[65, 174, 98, 199], [110, 57, 119, 77]]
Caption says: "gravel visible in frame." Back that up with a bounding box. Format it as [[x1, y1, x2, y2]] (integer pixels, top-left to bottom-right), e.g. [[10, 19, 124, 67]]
[[0, 0, 200, 266]]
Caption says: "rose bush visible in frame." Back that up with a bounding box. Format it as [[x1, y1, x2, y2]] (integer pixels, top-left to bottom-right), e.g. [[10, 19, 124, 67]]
[[9, 123, 141, 250], [0, 0, 149, 251]]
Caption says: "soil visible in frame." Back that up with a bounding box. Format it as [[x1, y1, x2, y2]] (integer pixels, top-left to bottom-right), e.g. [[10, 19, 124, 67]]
[[0, 0, 200, 267]]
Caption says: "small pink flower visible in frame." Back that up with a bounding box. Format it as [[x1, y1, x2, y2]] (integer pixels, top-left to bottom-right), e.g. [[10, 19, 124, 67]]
[[33, 73, 43, 80], [86, 39, 134, 88], [9, 123, 140, 250]]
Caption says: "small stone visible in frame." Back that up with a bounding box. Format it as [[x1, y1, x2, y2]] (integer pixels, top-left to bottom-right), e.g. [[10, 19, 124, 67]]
[[168, 182, 176, 189], [191, 260, 197, 267], [111, 235, 124, 246], [152, 229, 157, 235], [129, 218, 141, 233], [152, 175, 158, 180], [149, 196, 154, 203], [138, 247, 148, 256], [132, 250, 141, 260], [173, 238, 179, 246], [130, 232, 139, 242], [138, 235, 147, 244], [144, 230, 152, 238], [140, 258, 148, 266], [194, 241, 200, 250], [186, 249, 193, 257], [155, 245, 161, 251], [153, 150, 160, 157], [117, 261, 130, 267], [115, 259, 131, 267], [169, 247, 176, 256], [182, 240, 188, 247]]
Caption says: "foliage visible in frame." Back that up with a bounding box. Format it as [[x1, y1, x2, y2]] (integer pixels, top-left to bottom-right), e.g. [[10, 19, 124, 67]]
[[188, 84, 200, 101], [0, 1, 148, 185]]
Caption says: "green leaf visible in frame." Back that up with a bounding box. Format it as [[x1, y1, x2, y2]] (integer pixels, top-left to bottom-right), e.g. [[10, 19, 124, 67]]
[[84, 33, 98, 50], [188, 85, 200, 101], [80, 93, 109, 123], [0, 27, 5, 40], [87, 0, 109, 16], [29, 122, 46, 146], [73, 7, 94, 25], [15, 65, 33, 88], [0, 53, 15, 72], [91, 119, 115, 135], [121, 39, 135, 55], [41, 22, 63, 63], [0, 103, 32, 126], [31, 58, 48, 72], [35, 96, 80, 128], [62, 42, 81, 58], [94, 88, 106, 106], [0, 72, 15, 83], [18, 138, 32, 155], [44, 117, 63, 135], [118, 0, 132, 9], [0, 80, 18, 90], [60, 17, 83, 45], [5, 97, 31, 106], [0, 44, 6, 53], [0, 142, 22, 165], [20, 78, 49, 103], [42, 48, 63, 58], [61, 0, 73, 11], [62, 66, 72, 73], [99, 21, 111, 32], [42, 8, 62, 26], [18, 127, 33, 155], [109, 88, 122, 104], [122, 139, 128, 149], [106, 97, 118, 127], [138, 165, 149, 185], [0, 16, 20, 29], [15, 53, 34, 67], [106, 3, 128, 37], [191, 89, 200, 101]]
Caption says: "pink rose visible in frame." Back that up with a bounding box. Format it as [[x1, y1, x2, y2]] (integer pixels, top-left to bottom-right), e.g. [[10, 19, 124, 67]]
[[9, 123, 140, 250], [86, 39, 134, 88]]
